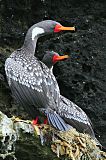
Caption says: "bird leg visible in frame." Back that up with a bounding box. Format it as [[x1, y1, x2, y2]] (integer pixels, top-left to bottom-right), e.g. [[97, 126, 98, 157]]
[[32, 117, 46, 145], [32, 116, 49, 145], [32, 116, 39, 125], [31, 116, 41, 136]]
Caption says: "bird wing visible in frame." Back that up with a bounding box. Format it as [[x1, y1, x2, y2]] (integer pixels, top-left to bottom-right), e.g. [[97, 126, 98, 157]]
[[5, 54, 60, 118], [56, 95, 95, 137]]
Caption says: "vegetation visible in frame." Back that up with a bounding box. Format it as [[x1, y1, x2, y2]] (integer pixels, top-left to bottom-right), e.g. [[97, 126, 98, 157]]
[[0, 111, 106, 160]]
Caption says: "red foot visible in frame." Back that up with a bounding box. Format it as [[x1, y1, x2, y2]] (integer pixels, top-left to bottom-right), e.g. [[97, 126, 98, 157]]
[[44, 118, 48, 124], [32, 116, 38, 125]]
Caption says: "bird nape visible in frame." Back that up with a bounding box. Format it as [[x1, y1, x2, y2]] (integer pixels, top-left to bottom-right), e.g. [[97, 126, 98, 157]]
[[5, 20, 75, 132]]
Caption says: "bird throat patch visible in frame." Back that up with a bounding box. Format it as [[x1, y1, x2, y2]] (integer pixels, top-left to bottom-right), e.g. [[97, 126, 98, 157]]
[[32, 27, 44, 40]]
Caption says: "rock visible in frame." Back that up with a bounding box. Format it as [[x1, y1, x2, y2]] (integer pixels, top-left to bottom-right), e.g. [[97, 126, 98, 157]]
[[0, 0, 106, 158], [0, 111, 106, 160]]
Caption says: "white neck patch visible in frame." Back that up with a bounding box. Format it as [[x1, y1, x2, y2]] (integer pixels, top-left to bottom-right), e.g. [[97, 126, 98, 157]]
[[32, 27, 44, 40]]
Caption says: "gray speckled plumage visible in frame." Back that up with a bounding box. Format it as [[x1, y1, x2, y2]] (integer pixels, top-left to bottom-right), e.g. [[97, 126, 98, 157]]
[[5, 48, 60, 112], [58, 95, 95, 136]]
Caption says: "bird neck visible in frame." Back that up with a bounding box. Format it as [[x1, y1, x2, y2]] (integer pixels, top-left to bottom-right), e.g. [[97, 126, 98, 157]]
[[22, 24, 45, 55], [22, 36, 38, 55]]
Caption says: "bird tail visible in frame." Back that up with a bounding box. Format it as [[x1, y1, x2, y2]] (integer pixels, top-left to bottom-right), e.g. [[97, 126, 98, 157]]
[[42, 109, 72, 131]]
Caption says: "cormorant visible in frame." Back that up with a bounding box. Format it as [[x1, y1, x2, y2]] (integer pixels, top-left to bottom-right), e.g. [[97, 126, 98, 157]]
[[42, 51, 101, 145], [5, 20, 75, 131]]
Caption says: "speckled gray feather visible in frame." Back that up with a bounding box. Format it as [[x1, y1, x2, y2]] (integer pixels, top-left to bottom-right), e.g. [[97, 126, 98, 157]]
[[57, 95, 95, 137], [5, 49, 60, 115]]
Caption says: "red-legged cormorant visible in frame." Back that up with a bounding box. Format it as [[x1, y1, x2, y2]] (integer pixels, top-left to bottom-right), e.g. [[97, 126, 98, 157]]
[[5, 20, 75, 131], [42, 51, 101, 145]]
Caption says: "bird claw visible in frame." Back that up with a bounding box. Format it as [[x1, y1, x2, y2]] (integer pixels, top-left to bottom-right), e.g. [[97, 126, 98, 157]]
[[32, 117, 39, 125]]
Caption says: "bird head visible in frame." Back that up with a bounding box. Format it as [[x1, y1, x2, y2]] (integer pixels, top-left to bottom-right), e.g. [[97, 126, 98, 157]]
[[42, 51, 69, 68], [29, 20, 75, 40]]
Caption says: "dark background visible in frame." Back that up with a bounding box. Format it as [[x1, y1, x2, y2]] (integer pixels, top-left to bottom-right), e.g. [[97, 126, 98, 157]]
[[0, 0, 106, 149]]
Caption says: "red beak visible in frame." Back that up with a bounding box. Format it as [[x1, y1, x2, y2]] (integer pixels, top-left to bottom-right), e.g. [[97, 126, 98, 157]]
[[54, 24, 75, 33], [53, 55, 69, 63]]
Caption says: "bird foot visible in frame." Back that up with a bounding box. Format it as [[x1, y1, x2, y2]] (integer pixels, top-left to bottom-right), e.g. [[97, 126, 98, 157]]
[[32, 117, 49, 145], [32, 122, 45, 145], [32, 116, 39, 125]]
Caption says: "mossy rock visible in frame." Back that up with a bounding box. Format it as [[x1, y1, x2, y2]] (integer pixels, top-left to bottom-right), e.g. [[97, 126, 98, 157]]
[[0, 112, 106, 160]]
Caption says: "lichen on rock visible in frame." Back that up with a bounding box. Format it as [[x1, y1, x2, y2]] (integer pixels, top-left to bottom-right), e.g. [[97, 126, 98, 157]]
[[0, 111, 16, 159], [0, 111, 106, 160], [0, 112, 34, 159]]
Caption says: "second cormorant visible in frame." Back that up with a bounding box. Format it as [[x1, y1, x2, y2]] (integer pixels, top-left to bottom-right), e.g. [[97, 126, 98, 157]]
[[42, 51, 101, 145]]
